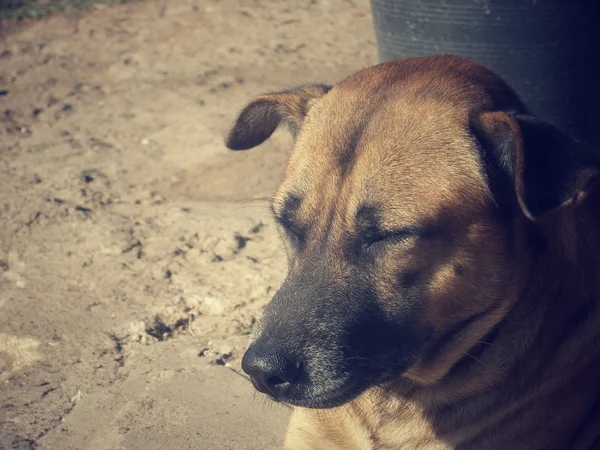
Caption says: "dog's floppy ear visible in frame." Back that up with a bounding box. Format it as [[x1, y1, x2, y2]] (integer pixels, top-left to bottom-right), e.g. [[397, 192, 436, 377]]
[[225, 84, 331, 151], [471, 111, 600, 221]]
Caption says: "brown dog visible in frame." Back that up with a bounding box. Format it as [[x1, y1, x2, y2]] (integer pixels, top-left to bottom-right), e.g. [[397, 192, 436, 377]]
[[225, 55, 600, 450]]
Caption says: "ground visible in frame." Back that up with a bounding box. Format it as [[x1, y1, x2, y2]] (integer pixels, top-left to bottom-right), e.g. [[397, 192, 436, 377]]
[[0, 1, 377, 448]]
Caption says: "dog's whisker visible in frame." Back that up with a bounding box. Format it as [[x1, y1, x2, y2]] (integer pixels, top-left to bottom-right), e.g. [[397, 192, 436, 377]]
[[475, 340, 504, 349], [235, 197, 272, 204], [395, 386, 418, 417], [344, 356, 387, 370], [365, 389, 380, 416], [341, 403, 353, 422], [232, 204, 273, 212], [463, 351, 487, 368]]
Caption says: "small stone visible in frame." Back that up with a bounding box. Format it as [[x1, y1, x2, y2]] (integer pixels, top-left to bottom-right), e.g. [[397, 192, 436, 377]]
[[70, 390, 83, 404], [219, 345, 233, 357], [151, 193, 165, 203], [99, 194, 111, 205]]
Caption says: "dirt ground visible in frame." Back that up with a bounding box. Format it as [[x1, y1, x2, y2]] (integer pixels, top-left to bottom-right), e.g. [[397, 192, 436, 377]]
[[0, 1, 377, 448]]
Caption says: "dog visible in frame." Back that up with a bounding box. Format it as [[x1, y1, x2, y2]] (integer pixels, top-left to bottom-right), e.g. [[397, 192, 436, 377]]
[[224, 55, 600, 449]]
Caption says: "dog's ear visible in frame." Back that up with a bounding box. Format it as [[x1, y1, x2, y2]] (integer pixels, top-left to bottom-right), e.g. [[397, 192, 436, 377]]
[[225, 84, 331, 151], [471, 111, 600, 220]]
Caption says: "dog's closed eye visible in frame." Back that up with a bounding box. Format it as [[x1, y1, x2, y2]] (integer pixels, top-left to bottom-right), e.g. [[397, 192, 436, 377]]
[[362, 228, 419, 253]]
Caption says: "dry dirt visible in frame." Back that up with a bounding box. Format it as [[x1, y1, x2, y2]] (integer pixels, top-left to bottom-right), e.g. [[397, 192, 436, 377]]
[[0, 1, 377, 448]]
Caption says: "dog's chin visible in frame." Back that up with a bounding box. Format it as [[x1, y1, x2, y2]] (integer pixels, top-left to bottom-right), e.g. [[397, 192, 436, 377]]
[[271, 358, 415, 408], [271, 369, 400, 409], [275, 377, 366, 409]]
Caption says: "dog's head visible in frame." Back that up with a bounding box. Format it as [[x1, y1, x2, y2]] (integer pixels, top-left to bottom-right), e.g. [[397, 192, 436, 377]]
[[225, 55, 600, 408]]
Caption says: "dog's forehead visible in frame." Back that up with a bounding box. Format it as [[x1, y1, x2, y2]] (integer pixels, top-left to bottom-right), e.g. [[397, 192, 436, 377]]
[[276, 68, 489, 225]]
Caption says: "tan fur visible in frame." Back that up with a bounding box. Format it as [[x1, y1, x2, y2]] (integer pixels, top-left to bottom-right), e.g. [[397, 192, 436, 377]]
[[226, 55, 600, 449]]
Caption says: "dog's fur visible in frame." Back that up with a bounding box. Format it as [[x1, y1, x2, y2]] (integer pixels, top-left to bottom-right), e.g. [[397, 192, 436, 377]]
[[225, 55, 600, 449]]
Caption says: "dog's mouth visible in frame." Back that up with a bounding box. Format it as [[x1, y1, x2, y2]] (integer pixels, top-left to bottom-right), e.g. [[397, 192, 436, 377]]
[[288, 379, 363, 409]]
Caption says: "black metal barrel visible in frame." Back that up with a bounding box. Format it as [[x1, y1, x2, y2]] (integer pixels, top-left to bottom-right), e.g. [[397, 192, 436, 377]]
[[370, 0, 600, 145]]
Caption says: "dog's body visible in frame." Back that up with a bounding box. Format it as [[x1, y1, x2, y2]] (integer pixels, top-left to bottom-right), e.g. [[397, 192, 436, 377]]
[[225, 55, 600, 449]]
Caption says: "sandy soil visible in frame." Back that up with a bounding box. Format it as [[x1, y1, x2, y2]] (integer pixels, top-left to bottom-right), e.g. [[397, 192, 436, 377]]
[[0, 1, 377, 448]]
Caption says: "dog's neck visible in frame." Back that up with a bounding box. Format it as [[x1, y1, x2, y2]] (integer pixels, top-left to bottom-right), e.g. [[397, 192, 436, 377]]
[[364, 196, 600, 448], [508, 193, 600, 382], [452, 193, 600, 392]]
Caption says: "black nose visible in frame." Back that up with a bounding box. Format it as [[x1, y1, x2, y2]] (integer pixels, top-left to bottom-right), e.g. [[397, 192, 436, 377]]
[[241, 342, 300, 399]]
